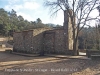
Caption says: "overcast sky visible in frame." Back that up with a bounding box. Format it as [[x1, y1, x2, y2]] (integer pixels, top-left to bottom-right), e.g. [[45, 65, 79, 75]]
[[0, 0, 99, 26]]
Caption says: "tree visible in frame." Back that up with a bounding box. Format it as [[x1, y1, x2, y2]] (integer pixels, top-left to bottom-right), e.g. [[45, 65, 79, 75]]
[[97, 4, 100, 16], [36, 18, 42, 24], [8, 9, 18, 32], [0, 8, 9, 35], [0, 24, 5, 35], [56, 24, 62, 27], [0, 8, 54, 35], [96, 3, 100, 50], [45, 0, 99, 55], [18, 15, 24, 21]]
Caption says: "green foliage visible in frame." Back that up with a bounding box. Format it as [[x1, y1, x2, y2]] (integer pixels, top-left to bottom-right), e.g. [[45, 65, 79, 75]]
[[78, 27, 100, 50], [0, 8, 60, 36]]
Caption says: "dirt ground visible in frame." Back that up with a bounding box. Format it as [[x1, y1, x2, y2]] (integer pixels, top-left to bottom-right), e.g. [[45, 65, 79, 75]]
[[0, 48, 100, 75]]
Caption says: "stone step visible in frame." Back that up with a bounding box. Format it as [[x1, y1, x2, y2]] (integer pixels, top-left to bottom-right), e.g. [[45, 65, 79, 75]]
[[11, 52, 40, 57], [45, 54, 91, 60]]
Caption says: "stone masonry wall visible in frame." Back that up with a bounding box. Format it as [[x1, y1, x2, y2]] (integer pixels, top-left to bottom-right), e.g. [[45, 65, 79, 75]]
[[54, 29, 67, 54], [68, 17, 73, 50], [63, 10, 73, 50], [13, 30, 33, 53], [44, 29, 69, 54], [32, 28, 51, 53], [13, 28, 51, 54], [13, 27, 73, 54], [13, 10, 74, 55]]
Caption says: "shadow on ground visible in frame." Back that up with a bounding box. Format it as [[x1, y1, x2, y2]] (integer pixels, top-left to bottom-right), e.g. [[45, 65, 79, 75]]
[[0, 50, 100, 75]]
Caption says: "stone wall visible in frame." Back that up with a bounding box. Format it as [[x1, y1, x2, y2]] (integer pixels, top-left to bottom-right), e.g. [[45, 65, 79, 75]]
[[32, 28, 51, 53], [68, 17, 73, 50], [44, 28, 73, 54], [86, 50, 100, 58], [13, 27, 73, 55], [13, 30, 33, 53], [54, 29, 67, 54], [13, 28, 51, 54], [63, 10, 73, 50], [13, 10, 74, 55]]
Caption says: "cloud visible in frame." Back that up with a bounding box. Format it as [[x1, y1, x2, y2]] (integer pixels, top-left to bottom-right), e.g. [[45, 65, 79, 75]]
[[4, 0, 40, 11], [8, 0, 20, 4], [17, 12, 35, 21], [4, 0, 41, 22], [4, 0, 64, 25], [49, 10, 64, 25], [23, 2, 39, 10], [4, 5, 23, 11], [22, 0, 37, 2], [90, 9, 99, 18]]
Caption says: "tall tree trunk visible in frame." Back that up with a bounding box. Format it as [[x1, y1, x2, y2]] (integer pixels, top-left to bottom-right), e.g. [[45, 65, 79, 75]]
[[73, 37, 78, 55], [73, 29, 78, 55]]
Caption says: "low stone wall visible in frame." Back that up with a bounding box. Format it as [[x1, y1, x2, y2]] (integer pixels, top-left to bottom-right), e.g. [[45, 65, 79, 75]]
[[44, 29, 73, 54], [44, 29, 66, 54], [55, 29, 66, 54], [13, 28, 51, 54], [86, 50, 100, 58], [79, 49, 86, 53], [13, 27, 73, 55], [32, 28, 51, 54]]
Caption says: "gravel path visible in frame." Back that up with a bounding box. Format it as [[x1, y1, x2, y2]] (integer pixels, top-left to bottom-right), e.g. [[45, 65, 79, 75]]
[[0, 49, 100, 75]]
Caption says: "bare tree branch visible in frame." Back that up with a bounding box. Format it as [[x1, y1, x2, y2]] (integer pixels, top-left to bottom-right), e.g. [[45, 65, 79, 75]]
[[50, 8, 61, 17], [79, 0, 98, 32], [44, 0, 99, 55], [80, 16, 100, 24], [57, 3, 65, 11]]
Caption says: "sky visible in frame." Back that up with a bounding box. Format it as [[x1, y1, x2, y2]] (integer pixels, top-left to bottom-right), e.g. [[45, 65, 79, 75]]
[[0, 0, 64, 25], [0, 0, 99, 26]]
